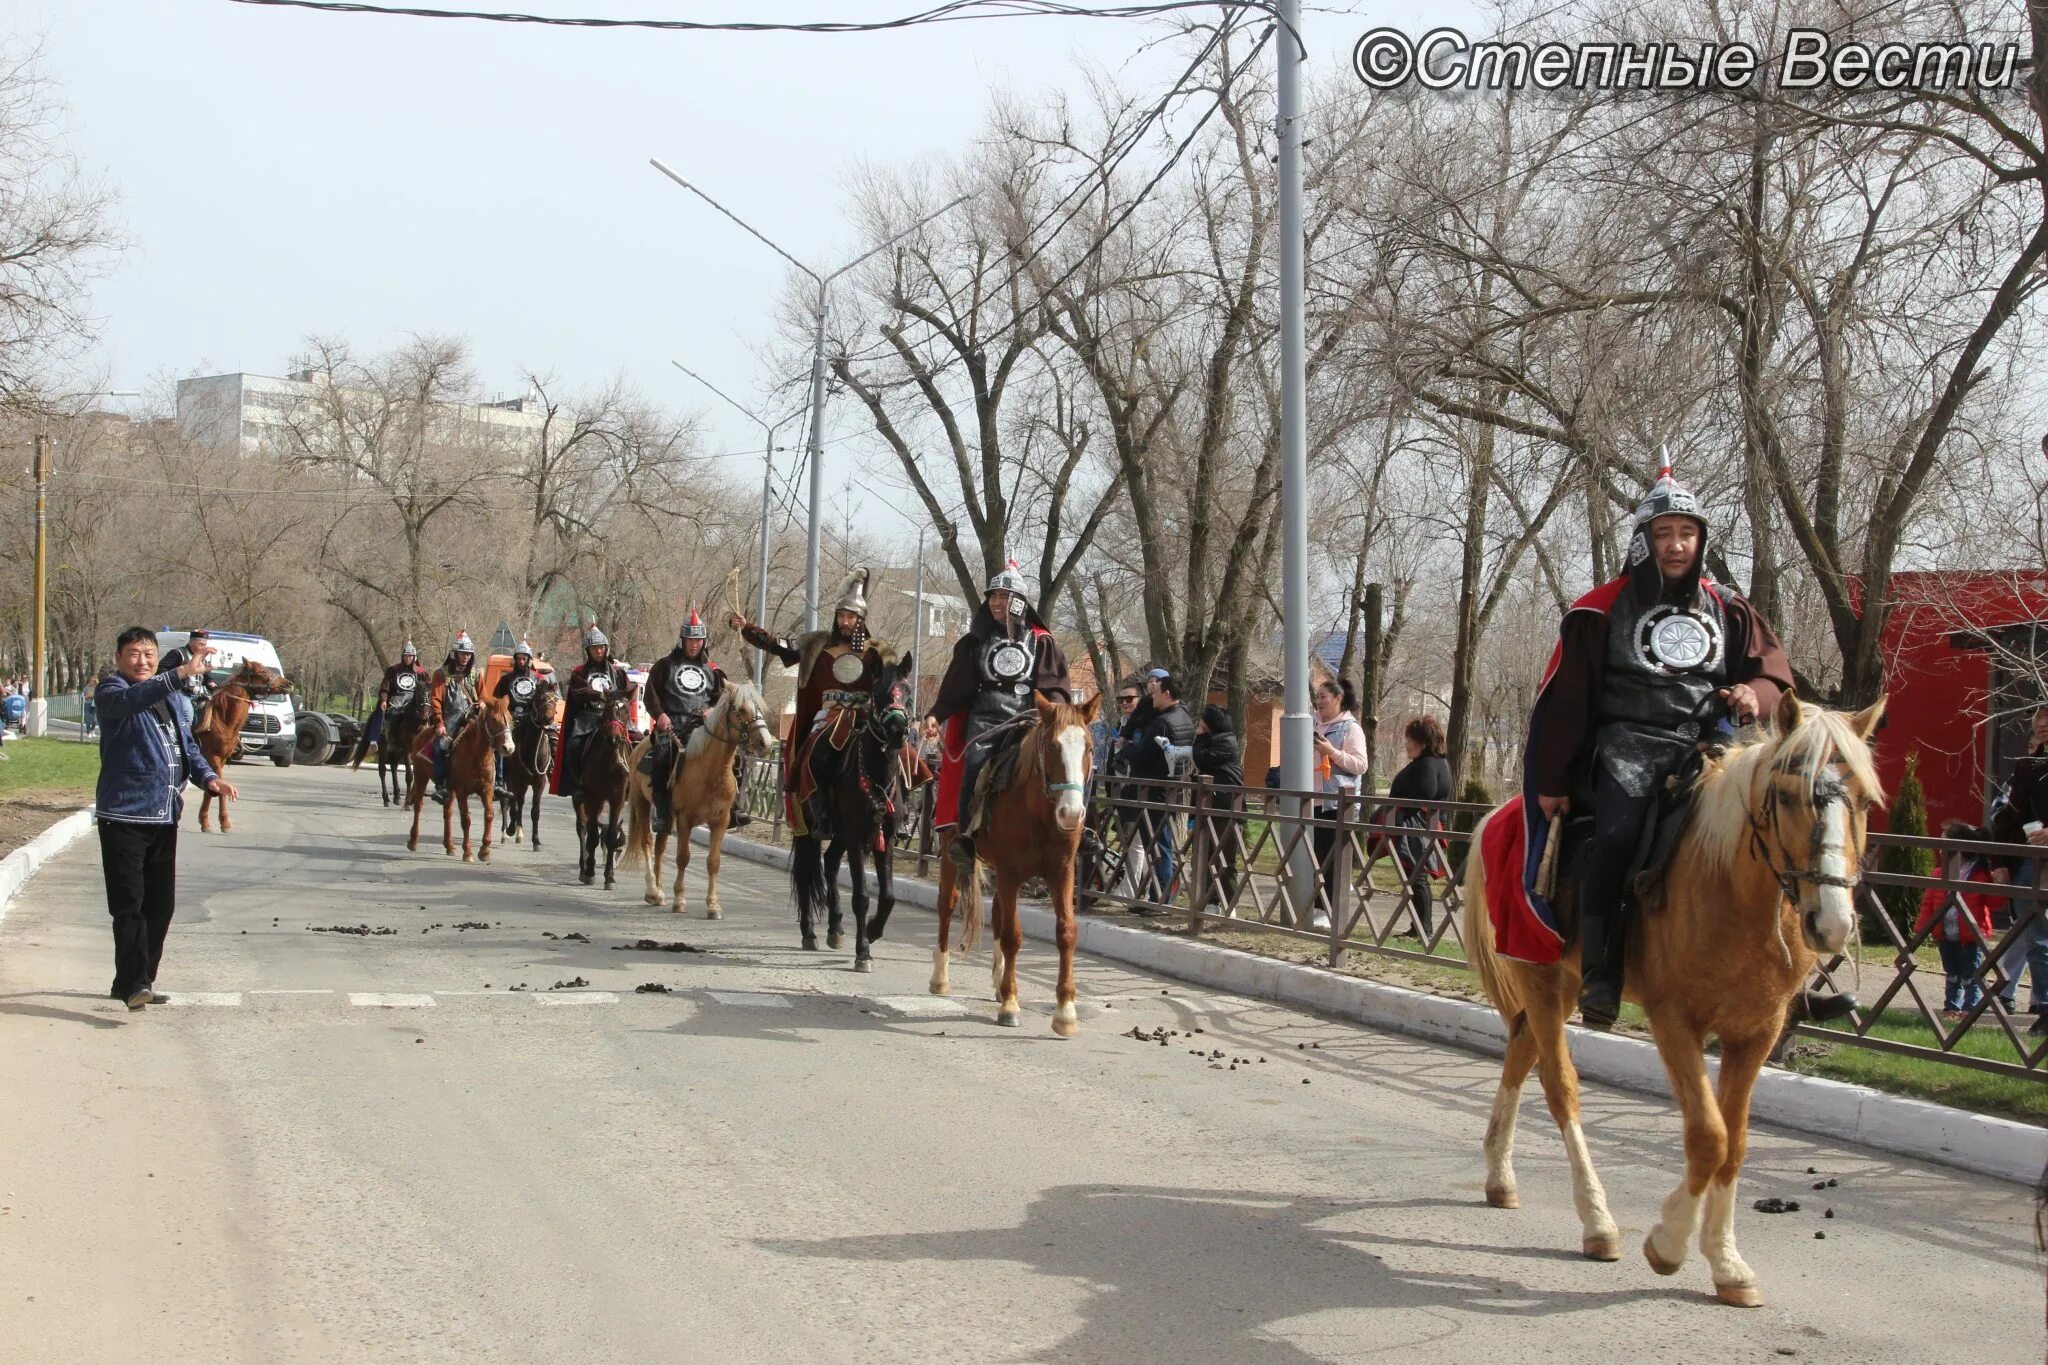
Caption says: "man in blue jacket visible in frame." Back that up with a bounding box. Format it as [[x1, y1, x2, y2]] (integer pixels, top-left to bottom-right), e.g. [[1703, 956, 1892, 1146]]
[[95, 625, 238, 1011]]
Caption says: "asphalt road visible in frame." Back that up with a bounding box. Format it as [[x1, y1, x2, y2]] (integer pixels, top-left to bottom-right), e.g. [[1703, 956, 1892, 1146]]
[[0, 764, 2040, 1363]]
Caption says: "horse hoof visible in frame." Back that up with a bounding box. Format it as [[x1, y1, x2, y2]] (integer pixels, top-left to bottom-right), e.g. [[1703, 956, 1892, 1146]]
[[929, 981, 950, 996], [827, 933, 844, 949], [1484, 1186, 1519, 1210], [1582, 1231, 1621, 1262], [854, 957, 874, 974], [406, 838, 418, 852], [579, 872, 594, 886], [478, 850, 490, 863], [1050, 1016, 1077, 1038], [996, 1010, 1021, 1028], [1714, 1282, 1764, 1309], [801, 939, 818, 952], [705, 906, 722, 921], [644, 893, 662, 906], [1642, 1236, 1684, 1277], [462, 852, 474, 864], [603, 878, 614, 889]]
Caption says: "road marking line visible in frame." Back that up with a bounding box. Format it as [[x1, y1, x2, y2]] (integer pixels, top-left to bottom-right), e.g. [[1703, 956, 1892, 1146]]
[[348, 992, 436, 1008], [533, 992, 619, 1005], [167, 992, 243, 1007], [869, 995, 970, 1018], [705, 990, 792, 1009], [247, 989, 333, 995]]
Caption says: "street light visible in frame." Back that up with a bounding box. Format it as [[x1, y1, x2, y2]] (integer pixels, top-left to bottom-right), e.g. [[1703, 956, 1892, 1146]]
[[670, 360, 805, 679], [648, 159, 971, 629], [29, 388, 139, 738]]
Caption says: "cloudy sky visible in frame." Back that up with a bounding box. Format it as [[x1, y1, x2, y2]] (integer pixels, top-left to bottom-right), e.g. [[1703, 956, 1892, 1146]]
[[30, 0, 1465, 548]]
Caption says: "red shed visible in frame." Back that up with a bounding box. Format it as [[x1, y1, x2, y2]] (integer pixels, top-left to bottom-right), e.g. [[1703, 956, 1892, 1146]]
[[1864, 570, 2048, 826]]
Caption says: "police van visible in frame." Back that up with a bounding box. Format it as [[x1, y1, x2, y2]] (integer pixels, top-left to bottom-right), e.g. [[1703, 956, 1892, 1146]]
[[155, 629, 298, 766]]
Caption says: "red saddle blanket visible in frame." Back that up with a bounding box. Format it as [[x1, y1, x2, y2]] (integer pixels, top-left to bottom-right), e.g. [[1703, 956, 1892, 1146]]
[[1480, 795, 1566, 965]]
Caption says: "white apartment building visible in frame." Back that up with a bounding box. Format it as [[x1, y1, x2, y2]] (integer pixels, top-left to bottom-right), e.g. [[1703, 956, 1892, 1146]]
[[175, 370, 547, 458]]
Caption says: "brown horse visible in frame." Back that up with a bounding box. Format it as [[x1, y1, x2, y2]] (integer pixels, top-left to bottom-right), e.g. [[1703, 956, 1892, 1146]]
[[407, 690, 512, 860], [623, 679, 775, 915], [356, 692, 429, 808], [192, 660, 292, 833], [929, 693, 1098, 1033], [1461, 691, 1883, 1307], [501, 678, 558, 849], [572, 691, 634, 888]]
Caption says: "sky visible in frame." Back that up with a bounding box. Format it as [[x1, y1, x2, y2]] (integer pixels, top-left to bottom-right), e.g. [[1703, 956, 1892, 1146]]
[[25, 0, 1470, 553]]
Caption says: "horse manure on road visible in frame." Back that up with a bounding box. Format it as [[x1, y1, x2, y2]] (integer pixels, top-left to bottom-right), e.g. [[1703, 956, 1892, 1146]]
[[542, 931, 591, 942], [307, 924, 397, 937], [454, 921, 490, 931], [549, 977, 590, 990], [612, 939, 704, 954], [1752, 1197, 1802, 1214], [634, 982, 671, 994]]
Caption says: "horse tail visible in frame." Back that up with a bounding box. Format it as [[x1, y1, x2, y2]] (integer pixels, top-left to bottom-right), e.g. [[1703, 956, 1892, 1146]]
[[622, 781, 650, 870], [347, 728, 372, 771], [1461, 807, 1524, 1026], [792, 834, 829, 923]]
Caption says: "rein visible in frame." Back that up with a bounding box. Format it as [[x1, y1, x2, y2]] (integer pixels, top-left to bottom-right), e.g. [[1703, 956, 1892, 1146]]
[[1745, 747, 1860, 968]]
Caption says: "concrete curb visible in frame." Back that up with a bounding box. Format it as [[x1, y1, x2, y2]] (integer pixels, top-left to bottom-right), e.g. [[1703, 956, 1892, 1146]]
[[699, 828, 2048, 1185], [0, 807, 94, 930]]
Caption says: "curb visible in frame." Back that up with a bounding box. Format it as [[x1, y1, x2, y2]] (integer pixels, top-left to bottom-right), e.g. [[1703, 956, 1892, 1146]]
[[0, 807, 94, 930], [699, 828, 2047, 1186]]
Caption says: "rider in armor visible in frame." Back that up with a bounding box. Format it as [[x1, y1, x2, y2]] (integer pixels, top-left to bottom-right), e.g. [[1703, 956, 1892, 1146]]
[[427, 631, 479, 805], [368, 640, 428, 750], [641, 609, 751, 835], [931, 560, 1071, 869], [1526, 463, 1801, 1031], [491, 640, 544, 800], [553, 625, 632, 800], [158, 629, 216, 730], [729, 568, 893, 800]]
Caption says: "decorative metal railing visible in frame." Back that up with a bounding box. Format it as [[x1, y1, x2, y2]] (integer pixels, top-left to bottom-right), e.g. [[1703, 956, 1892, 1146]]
[[734, 752, 2048, 1083]]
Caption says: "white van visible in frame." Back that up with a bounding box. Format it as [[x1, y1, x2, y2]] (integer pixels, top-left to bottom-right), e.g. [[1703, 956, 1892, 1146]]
[[155, 629, 298, 766]]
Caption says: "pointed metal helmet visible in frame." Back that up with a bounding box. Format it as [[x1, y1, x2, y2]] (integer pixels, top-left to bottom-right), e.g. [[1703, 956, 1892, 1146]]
[[514, 640, 535, 658], [583, 624, 609, 650], [1631, 454, 1708, 537], [986, 559, 1030, 615], [834, 568, 870, 618], [452, 631, 475, 654], [400, 641, 418, 658], [680, 608, 708, 643]]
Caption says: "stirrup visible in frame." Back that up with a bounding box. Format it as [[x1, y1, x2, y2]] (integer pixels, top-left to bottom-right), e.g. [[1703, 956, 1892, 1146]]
[[1796, 988, 1858, 1025]]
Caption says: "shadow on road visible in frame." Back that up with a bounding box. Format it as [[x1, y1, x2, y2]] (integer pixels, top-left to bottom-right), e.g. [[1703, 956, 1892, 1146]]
[[0, 991, 127, 1030]]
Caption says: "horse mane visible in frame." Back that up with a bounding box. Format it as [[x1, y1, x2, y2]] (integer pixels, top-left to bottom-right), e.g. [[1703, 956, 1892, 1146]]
[[685, 680, 765, 759], [1690, 706, 1884, 874]]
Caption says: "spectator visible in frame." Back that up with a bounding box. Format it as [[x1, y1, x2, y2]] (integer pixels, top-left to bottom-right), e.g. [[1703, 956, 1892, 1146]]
[[1389, 714, 1454, 937], [917, 714, 943, 772], [1185, 702, 1244, 910], [81, 686, 98, 739], [1112, 669, 1194, 904], [1310, 676, 1370, 928], [94, 626, 237, 1011], [1916, 821, 2003, 1019], [1988, 704, 2048, 1035], [1092, 683, 1138, 778]]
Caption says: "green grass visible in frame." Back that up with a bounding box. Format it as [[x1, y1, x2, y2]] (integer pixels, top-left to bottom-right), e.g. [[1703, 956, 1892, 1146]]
[[0, 737, 99, 798]]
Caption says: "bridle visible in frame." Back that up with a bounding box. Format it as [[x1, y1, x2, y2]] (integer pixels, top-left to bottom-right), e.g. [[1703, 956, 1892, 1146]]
[[702, 690, 768, 751], [1747, 752, 1862, 907], [1035, 715, 1086, 800]]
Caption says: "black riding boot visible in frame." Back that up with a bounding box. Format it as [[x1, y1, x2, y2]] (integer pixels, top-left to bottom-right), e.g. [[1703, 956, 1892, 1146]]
[[650, 740, 674, 836], [728, 751, 753, 827], [948, 746, 986, 869], [1577, 909, 1628, 1031]]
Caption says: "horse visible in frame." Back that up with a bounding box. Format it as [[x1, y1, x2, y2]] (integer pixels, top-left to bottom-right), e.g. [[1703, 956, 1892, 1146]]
[[1460, 690, 1883, 1308], [191, 660, 292, 833], [407, 689, 512, 860], [501, 678, 558, 849], [928, 693, 1099, 1034], [788, 657, 916, 969], [571, 691, 634, 888], [622, 680, 776, 915], [356, 689, 428, 809]]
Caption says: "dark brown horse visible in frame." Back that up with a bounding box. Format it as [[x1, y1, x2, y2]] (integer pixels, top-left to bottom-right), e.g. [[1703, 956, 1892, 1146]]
[[191, 660, 292, 833], [572, 691, 633, 888], [357, 689, 429, 809], [929, 693, 1098, 1032], [408, 690, 512, 860], [502, 678, 557, 849], [789, 657, 914, 969]]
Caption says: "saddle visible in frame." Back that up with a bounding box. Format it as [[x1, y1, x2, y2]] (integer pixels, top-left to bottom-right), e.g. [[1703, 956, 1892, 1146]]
[[962, 717, 1035, 841], [786, 707, 862, 839], [1551, 742, 1717, 922]]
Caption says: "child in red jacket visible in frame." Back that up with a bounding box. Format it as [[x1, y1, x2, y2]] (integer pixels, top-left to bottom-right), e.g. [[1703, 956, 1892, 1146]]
[[1915, 821, 2003, 1017]]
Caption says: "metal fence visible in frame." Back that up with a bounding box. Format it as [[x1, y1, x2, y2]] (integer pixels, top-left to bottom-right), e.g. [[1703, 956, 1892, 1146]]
[[735, 752, 2048, 1083]]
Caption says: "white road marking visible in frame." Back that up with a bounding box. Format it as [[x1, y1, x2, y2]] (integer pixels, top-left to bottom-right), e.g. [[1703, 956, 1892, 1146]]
[[705, 990, 792, 1009], [246, 989, 334, 995], [166, 992, 244, 1007], [869, 995, 970, 1018], [533, 992, 619, 1005], [348, 992, 436, 1008]]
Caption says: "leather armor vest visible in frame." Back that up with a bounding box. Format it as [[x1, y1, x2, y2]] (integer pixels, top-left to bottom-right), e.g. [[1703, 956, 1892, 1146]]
[[662, 657, 715, 721], [1593, 583, 1730, 797]]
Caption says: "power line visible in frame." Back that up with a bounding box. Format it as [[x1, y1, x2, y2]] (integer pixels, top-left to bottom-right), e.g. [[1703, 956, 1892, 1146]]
[[227, 0, 1281, 32]]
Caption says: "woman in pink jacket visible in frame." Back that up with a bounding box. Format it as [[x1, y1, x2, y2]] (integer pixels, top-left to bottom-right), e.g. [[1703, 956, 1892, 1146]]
[[1310, 676, 1370, 925]]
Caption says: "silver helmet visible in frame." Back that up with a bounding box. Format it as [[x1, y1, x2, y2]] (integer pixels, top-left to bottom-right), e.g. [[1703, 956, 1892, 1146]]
[[680, 609, 708, 643], [986, 559, 1029, 616], [834, 569, 870, 619], [452, 631, 475, 655], [583, 624, 609, 650], [514, 639, 535, 658], [400, 641, 418, 659], [1626, 454, 1709, 572]]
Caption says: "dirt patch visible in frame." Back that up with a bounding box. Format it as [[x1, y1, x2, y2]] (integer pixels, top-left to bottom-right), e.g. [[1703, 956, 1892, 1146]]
[[0, 793, 89, 859]]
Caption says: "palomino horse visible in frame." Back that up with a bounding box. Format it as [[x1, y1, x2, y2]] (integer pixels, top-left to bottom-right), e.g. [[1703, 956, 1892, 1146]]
[[622, 680, 775, 915], [502, 678, 557, 849], [572, 691, 634, 888], [788, 658, 916, 968], [408, 690, 513, 860], [1462, 691, 1883, 1307], [191, 660, 292, 833], [929, 693, 1098, 1033]]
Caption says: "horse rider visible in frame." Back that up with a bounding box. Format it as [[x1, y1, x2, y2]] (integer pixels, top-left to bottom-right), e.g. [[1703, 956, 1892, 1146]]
[[641, 609, 752, 835], [552, 625, 633, 801], [1525, 461, 1830, 1031], [491, 640, 547, 800], [364, 640, 428, 750], [426, 631, 480, 805], [932, 560, 1071, 870], [729, 568, 893, 800], [157, 629, 216, 730]]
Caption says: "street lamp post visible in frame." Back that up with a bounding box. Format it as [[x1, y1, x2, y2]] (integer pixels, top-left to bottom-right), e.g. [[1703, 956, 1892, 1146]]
[[648, 159, 969, 629], [670, 361, 803, 681], [28, 389, 139, 738]]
